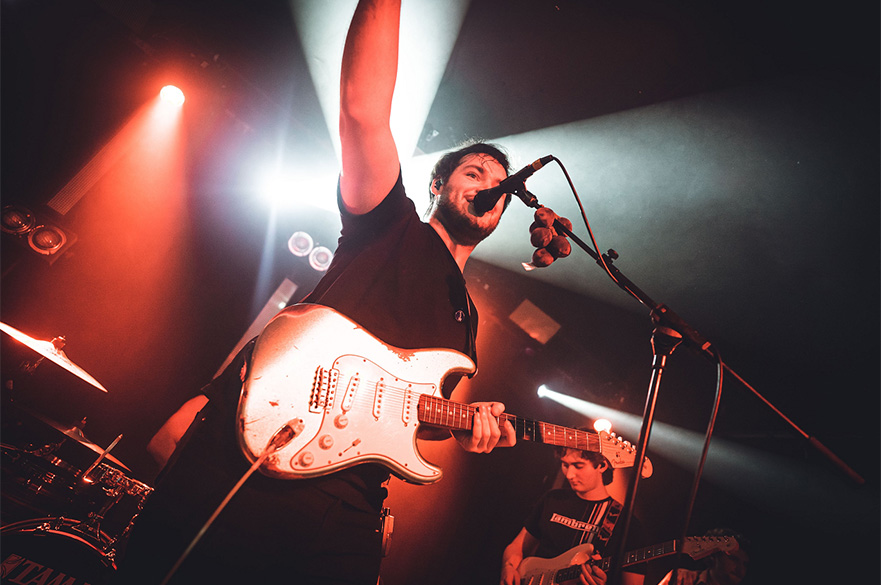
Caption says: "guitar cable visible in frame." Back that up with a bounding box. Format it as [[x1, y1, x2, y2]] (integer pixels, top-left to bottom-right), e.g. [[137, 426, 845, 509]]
[[159, 419, 301, 585]]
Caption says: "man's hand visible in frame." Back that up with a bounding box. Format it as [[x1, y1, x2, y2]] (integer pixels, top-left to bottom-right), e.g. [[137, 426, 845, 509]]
[[579, 553, 608, 585], [500, 562, 521, 585], [453, 401, 517, 453]]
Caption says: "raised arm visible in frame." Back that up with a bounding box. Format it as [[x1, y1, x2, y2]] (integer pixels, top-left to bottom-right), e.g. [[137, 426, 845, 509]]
[[339, 0, 402, 215]]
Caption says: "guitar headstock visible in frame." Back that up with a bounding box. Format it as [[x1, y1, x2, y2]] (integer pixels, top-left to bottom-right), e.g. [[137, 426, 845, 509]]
[[682, 536, 739, 560], [598, 431, 653, 478]]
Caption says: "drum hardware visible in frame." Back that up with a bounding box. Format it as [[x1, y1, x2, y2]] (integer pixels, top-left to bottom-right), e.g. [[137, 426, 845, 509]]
[[2, 412, 153, 553], [20, 336, 66, 374], [16, 411, 129, 471]]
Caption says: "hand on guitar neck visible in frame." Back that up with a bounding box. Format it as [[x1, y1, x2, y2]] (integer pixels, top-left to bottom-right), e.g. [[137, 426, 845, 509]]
[[451, 401, 517, 453]]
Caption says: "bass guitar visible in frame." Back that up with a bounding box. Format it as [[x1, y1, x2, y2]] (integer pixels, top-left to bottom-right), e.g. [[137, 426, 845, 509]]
[[518, 535, 739, 585], [237, 304, 651, 484]]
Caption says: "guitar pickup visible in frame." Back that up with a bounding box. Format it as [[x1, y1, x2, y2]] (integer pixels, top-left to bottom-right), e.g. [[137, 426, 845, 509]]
[[402, 387, 415, 425], [341, 374, 359, 413], [309, 366, 339, 412]]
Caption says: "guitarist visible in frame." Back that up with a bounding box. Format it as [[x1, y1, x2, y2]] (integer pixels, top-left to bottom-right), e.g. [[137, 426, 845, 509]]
[[116, 0, 519, 584], [500, 446, 648, 585]]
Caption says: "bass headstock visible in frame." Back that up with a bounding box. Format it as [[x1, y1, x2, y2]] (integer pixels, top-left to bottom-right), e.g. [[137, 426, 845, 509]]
[[682, 535, 739, 560]]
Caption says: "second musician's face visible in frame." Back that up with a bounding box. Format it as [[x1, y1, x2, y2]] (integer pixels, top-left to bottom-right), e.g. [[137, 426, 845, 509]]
[[560, 450, 606, 497]]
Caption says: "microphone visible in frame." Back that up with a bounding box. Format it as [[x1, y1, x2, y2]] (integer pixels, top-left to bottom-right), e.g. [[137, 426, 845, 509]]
[[473, 155, 554, 215]]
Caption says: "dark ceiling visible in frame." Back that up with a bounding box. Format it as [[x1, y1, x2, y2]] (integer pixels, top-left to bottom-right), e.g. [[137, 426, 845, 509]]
[[1, 1, 878, 583]]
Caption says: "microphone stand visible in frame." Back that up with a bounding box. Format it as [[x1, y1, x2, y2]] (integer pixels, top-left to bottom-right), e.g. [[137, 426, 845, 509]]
[[515, 188, 865, 583]]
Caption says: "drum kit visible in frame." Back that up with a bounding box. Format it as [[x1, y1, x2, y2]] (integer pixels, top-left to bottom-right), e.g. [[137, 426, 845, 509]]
[[1, 322, 154, 585]]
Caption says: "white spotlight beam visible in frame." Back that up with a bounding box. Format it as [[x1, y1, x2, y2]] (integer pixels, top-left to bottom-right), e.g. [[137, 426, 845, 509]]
[[290, 0, 470, 165], [539, 386, 874, 528]]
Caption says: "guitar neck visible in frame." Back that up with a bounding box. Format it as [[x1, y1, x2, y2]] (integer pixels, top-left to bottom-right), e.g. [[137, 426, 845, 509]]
[[554, 540, 680, 582], [599, 540, 679, 571], [417, 394, 600, 451]]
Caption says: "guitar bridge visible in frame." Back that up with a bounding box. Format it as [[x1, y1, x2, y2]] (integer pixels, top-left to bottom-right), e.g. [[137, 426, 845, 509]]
[[309, 365, 339, 412]]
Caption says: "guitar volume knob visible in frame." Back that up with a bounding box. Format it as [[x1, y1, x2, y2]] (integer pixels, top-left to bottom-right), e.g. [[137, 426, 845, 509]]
[[318, 434, 334, 449], [297, 451, 314, 467]]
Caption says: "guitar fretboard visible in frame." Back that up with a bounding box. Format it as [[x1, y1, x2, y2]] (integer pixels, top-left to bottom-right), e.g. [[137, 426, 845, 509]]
[[417, 394, 600, 451], [554, 540, 679, 582]]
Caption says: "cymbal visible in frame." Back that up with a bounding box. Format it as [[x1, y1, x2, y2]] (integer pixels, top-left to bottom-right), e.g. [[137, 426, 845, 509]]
[[1, 321, 108, 393], [25, 408, 129, 471]]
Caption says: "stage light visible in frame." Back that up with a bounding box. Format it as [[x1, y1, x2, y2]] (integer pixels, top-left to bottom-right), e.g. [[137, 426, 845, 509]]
[[159, 85, 185, 107], [308, 245, 333, 272], [288, 231, 314, 257], [28, 224, 68, 255], [594, 419, 612, 433], [1, 205, 77, 265], [1, 205, 35, 235], [537, 384, 550, 398]]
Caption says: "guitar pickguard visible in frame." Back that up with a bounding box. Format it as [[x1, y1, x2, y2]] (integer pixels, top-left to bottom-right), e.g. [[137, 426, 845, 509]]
[[237, 304, 475, 484]]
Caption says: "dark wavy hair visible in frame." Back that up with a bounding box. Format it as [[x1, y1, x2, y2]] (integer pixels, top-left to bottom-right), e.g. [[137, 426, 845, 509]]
[[555, 447, 615, 486], [428, 140, 512, 205]]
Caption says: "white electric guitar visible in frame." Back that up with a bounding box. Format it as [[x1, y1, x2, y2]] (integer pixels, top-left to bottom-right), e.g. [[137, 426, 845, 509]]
[[237, 304, 652, 484], [518, 536, 739, 585]]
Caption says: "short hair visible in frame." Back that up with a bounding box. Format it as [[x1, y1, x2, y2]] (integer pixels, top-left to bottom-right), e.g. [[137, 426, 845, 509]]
[[428, 140, 512, 204], [555, 447, 615, 486]]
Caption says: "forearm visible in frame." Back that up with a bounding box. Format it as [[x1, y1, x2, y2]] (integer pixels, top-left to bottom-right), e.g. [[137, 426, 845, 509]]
[[340, 0, 400, 128], [501, 546, 523, 572], [499, 541, 525, 585], [339, 0, 402, 214], [147, 394, 208, 467]]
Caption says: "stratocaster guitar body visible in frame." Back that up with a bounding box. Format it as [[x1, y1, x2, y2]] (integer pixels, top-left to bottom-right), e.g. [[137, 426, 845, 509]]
[[237, 303, 475, 484], [519, 544, 596, 585]]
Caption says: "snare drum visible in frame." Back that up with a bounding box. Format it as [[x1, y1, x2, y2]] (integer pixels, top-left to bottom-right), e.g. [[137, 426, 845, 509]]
[[72, 463, 154, 545], [0, 517, 115, 585]]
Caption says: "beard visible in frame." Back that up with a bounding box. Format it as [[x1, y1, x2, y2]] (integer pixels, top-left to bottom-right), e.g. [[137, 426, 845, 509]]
[[434, 194, 499, 247]]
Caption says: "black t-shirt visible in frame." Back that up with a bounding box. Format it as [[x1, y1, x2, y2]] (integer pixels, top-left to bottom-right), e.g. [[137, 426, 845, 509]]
[[524, 489, 648, 576], [303, 170, 478, 370], [156, 169, 479, 515], [117, 171, 481, 583]]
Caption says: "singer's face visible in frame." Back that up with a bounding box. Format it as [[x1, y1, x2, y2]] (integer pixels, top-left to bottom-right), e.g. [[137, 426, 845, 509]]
[[433, 153, 508, 246]]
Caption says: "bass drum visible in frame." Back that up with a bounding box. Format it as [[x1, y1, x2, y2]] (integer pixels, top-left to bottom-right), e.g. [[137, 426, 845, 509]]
[[0, 518, 115, 585]]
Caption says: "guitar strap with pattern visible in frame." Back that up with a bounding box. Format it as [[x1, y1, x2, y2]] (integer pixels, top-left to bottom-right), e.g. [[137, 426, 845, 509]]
[[595, 498, 623, 550]]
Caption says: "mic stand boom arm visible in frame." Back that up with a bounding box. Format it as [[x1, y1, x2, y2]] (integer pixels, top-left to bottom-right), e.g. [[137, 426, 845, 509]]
[[520, 189, 864, 486]]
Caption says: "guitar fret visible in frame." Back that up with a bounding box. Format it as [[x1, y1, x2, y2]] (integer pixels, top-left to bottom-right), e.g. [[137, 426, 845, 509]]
[[418, 394, 472, 430], [415, 395, 632, 471], [533, 422, 600, 452], [519, 538, 724, 584]]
